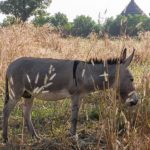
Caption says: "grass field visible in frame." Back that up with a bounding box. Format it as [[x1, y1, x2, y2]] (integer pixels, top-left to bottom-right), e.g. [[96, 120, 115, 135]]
[[0, 24, 150, 149]]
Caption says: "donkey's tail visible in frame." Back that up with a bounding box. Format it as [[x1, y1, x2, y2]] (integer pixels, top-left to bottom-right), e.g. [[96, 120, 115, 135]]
[[4, 75, 9, 105]]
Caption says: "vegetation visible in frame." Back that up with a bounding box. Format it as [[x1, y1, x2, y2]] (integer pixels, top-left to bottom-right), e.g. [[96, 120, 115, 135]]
[[32, 9, 51, 27], [105, 14, 150, 36], [50, 12, 68, 29], [0, 24, 150, 149], [32, 14, 150, 37], [72, 15, 96, 37], [0, 0, 149, 36], [0, 15, 16, 27], [0, 0, 51, 22]]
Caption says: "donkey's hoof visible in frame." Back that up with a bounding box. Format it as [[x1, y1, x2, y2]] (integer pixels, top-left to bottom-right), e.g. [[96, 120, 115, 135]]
[[72, 134, 79, 141], [67, 133, 79, 141], [3, 137, 8, 144]]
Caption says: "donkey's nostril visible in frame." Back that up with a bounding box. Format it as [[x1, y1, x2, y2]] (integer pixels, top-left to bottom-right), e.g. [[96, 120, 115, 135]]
[[130, 100, 138, 106], [126, 97, 138, 106]]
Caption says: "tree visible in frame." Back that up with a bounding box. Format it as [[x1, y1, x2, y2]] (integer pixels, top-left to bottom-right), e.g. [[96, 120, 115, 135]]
[[104, 16, 127, 36], [104, 17, 114, 33], [104, 15, 150, 36], [143, 17, 150, 31], [72, 15, 96, 37], [32, 9, 51, 26], [0, 0, 51, 22], [93, 23, 103, 35], [50, 12, 68, 29], [126, 15, 148, 36], [1, 15, 16, 27], [63, 22, 73, 35]]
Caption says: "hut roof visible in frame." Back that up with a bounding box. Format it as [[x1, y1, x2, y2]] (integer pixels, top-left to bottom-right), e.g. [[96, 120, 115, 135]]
[[121, 0, 145, 16]]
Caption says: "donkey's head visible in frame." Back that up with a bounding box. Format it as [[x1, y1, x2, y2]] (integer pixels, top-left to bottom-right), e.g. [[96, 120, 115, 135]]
[[118, 48, 138, 106]]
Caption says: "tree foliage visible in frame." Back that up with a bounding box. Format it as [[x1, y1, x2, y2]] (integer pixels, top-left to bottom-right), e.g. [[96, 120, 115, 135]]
[[50, 12, 68, 29], [32, 9, 51, 26], [105, 15, 150, 36], [72, 15, 96, 37], [0, 0, 51, 22], [143, 18, 150, 31], [93, 23, 103, 35], [63, 22, 74, 35], [0, 15, 16, 26]]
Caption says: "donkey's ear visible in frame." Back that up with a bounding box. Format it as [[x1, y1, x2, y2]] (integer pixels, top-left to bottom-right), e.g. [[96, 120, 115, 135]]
[[120, 48, 127, 62], [124, 48, 135, 68]]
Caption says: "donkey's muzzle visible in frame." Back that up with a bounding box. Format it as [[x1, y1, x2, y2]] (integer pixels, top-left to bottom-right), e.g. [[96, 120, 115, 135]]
[[126, 91, 138, 106], [128, 99, 138, 106]]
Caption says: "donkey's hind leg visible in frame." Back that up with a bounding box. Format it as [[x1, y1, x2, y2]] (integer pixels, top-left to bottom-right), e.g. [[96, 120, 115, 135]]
[[23, 98, 40, 140], [2, 98, 18, 143]]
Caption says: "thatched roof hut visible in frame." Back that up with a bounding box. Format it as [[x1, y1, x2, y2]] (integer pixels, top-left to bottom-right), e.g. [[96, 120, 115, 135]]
[[121, 0, 145, 16]]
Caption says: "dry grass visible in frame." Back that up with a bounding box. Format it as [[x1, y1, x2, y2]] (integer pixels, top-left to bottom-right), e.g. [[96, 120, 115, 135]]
[[0, 24, 150, 149]]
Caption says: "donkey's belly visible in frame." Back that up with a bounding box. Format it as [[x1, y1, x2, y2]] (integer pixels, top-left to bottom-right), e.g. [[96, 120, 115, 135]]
[[35, 89, 71, 101]]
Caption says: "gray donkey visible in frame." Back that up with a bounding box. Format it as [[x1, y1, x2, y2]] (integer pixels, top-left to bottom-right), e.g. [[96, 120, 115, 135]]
[[2, 48, 138, 143]]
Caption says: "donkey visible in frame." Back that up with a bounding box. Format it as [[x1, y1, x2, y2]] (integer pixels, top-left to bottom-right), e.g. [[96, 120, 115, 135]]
[[2, 48, 138, 143]]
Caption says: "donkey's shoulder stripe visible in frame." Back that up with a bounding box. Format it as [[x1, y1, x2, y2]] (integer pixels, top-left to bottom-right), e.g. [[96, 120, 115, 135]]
[[73, 60, 80, 86]]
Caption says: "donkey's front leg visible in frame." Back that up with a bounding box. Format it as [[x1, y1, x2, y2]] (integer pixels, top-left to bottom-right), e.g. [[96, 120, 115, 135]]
[[70, 94, 81, 136]]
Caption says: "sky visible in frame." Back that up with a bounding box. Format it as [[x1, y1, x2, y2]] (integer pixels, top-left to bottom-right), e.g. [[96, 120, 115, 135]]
[[0, 0, 149, 23], [49, 0, 149, 22]]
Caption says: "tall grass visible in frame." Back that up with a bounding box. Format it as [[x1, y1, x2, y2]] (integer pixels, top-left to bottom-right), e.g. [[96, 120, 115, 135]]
[[0, 24, 150, 149]]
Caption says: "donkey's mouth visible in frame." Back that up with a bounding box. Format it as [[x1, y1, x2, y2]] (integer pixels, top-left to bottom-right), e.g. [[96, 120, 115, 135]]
[[126, 98, 138, 106]]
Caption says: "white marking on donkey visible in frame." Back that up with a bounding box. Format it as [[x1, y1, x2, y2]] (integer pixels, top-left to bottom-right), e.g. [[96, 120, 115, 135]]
[[44, 74, 48, 85], [99, 71, 109, 82], [82, 69, 86, 77], [2, 48, 138, 143], [35, 73, 40, 84], [49, 73, 56, 81], [26, 74, 31, 83], [10, 76, 14, 85], [41, 90, 49, 94]]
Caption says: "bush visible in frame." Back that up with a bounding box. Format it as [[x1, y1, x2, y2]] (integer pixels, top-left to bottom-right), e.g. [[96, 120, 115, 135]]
[[32, 10, 51, 27], [72, 15, 96, 37], [104, 15, 150, 36], [1, 16, 17, 27], [50, 12, 68, 29]]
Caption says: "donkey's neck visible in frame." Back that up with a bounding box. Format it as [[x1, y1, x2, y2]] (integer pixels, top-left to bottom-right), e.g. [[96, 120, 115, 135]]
[[77, 62, 117, 92]]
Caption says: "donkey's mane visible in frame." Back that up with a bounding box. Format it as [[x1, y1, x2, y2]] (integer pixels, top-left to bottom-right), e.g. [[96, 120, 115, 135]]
[[87, 57, 123, 65]]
